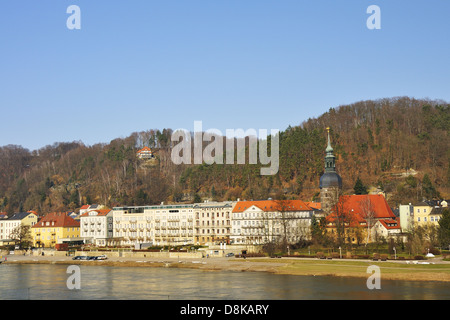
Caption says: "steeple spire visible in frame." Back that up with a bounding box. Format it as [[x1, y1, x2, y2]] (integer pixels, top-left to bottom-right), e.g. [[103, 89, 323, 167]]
[[319, 126, 342, 215], [324, 127, 336, 173], [326, 127, 333, 153]]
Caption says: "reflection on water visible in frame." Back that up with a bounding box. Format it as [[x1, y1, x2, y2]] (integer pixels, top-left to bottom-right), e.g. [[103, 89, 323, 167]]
[[0, 264, 448, 300]]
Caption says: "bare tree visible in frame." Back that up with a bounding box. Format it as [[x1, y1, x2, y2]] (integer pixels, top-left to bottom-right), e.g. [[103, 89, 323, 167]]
[[329, 195, 357, 247], [359, 195, 376, 246], [9, 225, 32, 249], [274, 199, 295, 249]]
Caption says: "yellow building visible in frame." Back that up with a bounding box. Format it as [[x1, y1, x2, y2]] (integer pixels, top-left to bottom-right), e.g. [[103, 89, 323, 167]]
[[413, 201, 441, 226], [0, 211, 38, 241], [31, 212, 80, 248]]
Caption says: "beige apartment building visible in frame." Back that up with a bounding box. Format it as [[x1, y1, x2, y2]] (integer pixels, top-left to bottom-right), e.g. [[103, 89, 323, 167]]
[[113, 204, 195, 246], [112, 202, 239, 247], [193, 201, 234, 245]]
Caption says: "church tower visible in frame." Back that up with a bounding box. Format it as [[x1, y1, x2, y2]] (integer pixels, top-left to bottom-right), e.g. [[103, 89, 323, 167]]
[[319, 127, 342, 214]]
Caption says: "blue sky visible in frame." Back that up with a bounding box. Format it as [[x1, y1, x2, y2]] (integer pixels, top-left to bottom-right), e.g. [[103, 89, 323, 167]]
[[1, 1, 449, 151]]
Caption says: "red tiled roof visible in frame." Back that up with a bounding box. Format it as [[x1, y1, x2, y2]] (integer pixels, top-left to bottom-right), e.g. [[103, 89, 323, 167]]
[[32, 212, 80, 228], [233, 200, 312, 213], [137, 146, 152, 153], [378, 219, 399, 230], [306, 202, 321, 210], [80, 209, 111, 217], [333, 195, 396, 219], [325, 195, 398, 227], [325, 209, 367, 228], [80, 205, 90, 209]]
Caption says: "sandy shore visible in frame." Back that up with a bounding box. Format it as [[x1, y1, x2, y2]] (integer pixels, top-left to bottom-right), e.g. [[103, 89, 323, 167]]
[[2, 254, 286, 273], [3, 254, 450, 283]]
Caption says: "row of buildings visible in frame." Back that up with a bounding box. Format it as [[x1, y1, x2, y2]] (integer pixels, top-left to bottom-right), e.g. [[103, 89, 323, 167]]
[[0, 129, 448, 249], [0, 195, 447, 249], [0, 199, 315, 248]]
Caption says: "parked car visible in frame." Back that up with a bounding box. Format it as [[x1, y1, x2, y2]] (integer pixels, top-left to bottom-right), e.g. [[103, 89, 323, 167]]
[[95, 255, 107, 260], [225, 253, 235, 257], [73, 255, 89, 260]]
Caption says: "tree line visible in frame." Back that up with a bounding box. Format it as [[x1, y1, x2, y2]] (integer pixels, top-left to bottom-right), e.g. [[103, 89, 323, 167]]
[[0, 96, 448, 215]]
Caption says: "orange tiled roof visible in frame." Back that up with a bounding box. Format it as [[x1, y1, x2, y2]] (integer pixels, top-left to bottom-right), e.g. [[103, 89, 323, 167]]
[[325, 194, 398, 227], [233, 200, 312, 213], [333, 194, 396, 219], [137, 146, 152, 153], [306, 202, 321, 210], [80, 209, 112, 217], [378, 219, 399, 230], [32, 212, 80, 228], [325, 209, 367, 228]]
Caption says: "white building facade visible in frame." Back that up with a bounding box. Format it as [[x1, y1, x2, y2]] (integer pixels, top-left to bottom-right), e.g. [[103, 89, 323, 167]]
[[0, 212, 38, 241], [80, 209, 114, 246], [112, 204, 195, 246], [399, 204, 414, 232], [231, 200, 313, 245]]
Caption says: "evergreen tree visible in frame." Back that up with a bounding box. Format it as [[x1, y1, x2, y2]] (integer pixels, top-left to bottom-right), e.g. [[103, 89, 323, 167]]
[[193, 193, 201, 204], [210, 185, 217, 200], [438, 208, 450, 248], [353, 177, 368, 195], [422, 174, 440, 199], [69, 190, 80, 207], [310, 215, 328, 245]]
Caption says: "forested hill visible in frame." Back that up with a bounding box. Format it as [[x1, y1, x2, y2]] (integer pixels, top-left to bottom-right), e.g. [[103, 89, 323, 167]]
[[0, 96, 448, 215]]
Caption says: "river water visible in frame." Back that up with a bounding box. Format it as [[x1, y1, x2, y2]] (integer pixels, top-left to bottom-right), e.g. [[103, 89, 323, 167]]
[[0, 264, 449, 300]]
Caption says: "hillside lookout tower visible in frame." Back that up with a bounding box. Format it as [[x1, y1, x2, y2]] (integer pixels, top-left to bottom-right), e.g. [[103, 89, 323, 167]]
[[319, 127, 342, 215]]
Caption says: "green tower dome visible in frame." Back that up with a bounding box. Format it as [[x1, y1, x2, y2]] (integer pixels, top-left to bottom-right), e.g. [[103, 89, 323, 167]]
[[320, 127, 342, 189]]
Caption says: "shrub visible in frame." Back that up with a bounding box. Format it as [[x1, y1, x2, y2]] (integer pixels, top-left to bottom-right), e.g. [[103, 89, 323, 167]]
[[428, 248, 441, 255], [237, 253, 265, 258], [414, 255, 424, 260], [282, 254, 311, 258]]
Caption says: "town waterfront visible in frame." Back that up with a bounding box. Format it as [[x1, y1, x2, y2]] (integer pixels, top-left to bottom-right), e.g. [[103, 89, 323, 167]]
[[0, 264, 449, 300]]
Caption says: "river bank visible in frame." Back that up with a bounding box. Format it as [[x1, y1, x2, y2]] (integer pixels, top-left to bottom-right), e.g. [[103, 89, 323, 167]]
[[3, 254, 450, 283]]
